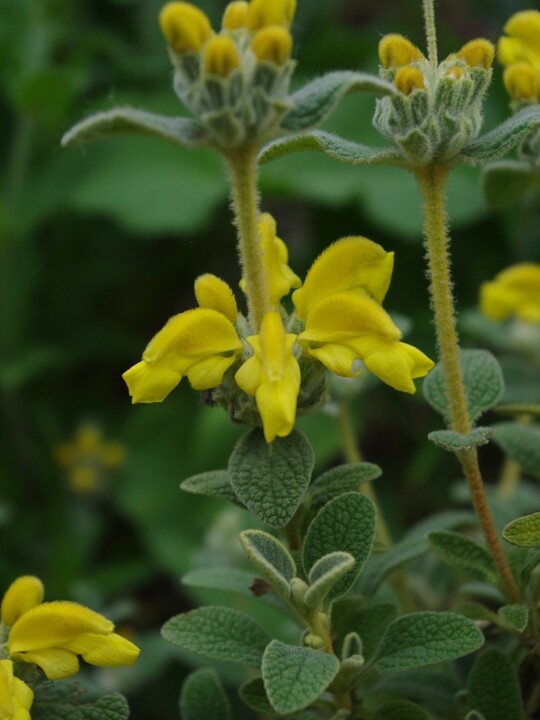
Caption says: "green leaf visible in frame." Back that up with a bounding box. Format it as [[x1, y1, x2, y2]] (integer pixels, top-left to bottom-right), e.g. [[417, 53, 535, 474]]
[[309, 462, 382, 510], [427, 531, 497, 583], [281, 71, 396, 132], [423, 350, 504, 424], [358, 538, 427, 595], [240, 530, 296, 599], [180, 470, 239, 504], [180, 668, 231, 720], [375, 612, 484, 673], [493, 423, 540, 479], [32, 684, 129, 720], [498, 604, 529, 633], [262, 640, 340, 715], [376, 669, 460, 718], [467, 648, 523, 720], [482, 160, 539, 208], [375, 700, 430, 720], [305, 552, 356, 608], [182, 567, 257, 596], [428, 428, 493, 452], [229, 429, 314, 527], [460, 105, 540, 164], [334, 602, 399, 662], [260, 130, 403, 166], [239, 678, 276, 716], [502, 511, 540, 547], [161, 606, 270, 668], [303, 492, 376, 600], [62, 108, 207, 148]]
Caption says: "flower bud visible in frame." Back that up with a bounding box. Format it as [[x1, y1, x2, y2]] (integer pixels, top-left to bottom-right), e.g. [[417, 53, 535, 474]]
[[394, 66, 425, 95], [1, 576, 44, 627], [247, 0, 296, 31], [456, 38, 495, 69], [503, 63, 538, 101], [203, 35, 241, 77], [222, 1, 249, 30], [195, 273, 238, 322], [379, 34, 424, 68], [159, 2, 213, 53], [252, 25, 292, 65]]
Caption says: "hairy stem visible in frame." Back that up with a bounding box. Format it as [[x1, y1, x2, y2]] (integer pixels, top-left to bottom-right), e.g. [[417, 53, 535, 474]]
[[422, 0, 438, 68], [416, 163, 519, 604], [225, 146, 269, 330]]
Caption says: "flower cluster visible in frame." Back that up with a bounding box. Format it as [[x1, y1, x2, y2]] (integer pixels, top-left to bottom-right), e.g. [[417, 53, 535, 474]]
[[0, 576, 140, 718], [373, 33, 494, 164], [498, 10, 540, 105], [123, 216, 434, 442], [159, 0, 296, 149], [480, 263, 540, 324]]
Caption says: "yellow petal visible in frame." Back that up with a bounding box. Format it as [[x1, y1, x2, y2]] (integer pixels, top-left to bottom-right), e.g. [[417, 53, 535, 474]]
[[480, 263, 540, 322], [503, 62, 538, 100], [64, 632, 140, 668], [362, 341, 435, 393], [0, 660, 33, 719], [378, 34, 424, 68], [256, 370, 299, 442], [12, 676, 33, 715], [304, 343, 360, 378], [252, 25, 292, 65], [504, 10, 540, 53], [456, 38, 495, 68], [223, 1, 250, 30], [234, 353, 263, 396], [186, 354, 240, 389], [1, 576, 44, 627], [498, 36, 540, 68], [159, 2, 213, 53], [194, 273, 238, 322], [293, 237, 394, 320], [247, 0, 296, 30], [394, 66, 425, 94], [17, 648, 80, 680], [122, 361, 181, 403], [203, 34, 241, 77]]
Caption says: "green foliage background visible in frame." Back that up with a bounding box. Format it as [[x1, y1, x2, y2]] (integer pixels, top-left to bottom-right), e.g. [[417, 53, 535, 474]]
[[1, 0, 539, 718]]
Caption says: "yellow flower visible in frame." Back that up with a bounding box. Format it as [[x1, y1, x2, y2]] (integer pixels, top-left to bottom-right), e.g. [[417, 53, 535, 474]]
[[222, 1, 250, 30], [498, 10, 540, 69], [297, 292, 434, 394], [503, 62, 539, 102], [2, 577, 140, 681], [203, 35, 241, 77], [292, 236, 394, 321], [378, 34, 424, 69], [235, 312, 300, 442], [159, 2, 213, 53], [394, 66, 425, 95], [251, 26, 293, 65], [247, 0, 296, 31], [480, 263, 540, 323], [194, 273, 239, 322], [456, 39, 495, 69], [0, 660, 33, 720]]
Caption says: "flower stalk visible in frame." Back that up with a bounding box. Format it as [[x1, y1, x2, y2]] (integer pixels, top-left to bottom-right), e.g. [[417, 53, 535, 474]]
[[422, 0, 438, 69], [416, 163, 519, 604], [225, 145, 270, 330]]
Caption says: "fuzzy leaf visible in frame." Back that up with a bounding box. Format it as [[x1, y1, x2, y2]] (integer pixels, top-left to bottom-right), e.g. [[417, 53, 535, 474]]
[[423, 350, 504, 424], [498, 604, 529, 633], [308, 462, 382, 510], [240, 530, 296, 599], [482, 160, 539, 208], [460, 105, 540, 164], [180, 470, 238, 504], [62, 108, 207, 148], [493, 423, 540, 479], [260, 130, 402, 166], [304, 552, 356, 608], [182, 567, 257, 596], [303, 492, 376, 600], [229, 429, 314, 527], [239, 678, 276, 716], [502, 512, 540, 547], [332, 601, 398, 662], [281, 71, 396, 132], [161, 606, 270, 668], [427, 531, 497, 582], [262, 640, 340, 715], [32, 684, 129, 720], [180, 669, 231, 720], [428, 428, 493, 452], [467, 648, 523, 720], [375, 700, 430, 720], [375, 612, 484, 673]]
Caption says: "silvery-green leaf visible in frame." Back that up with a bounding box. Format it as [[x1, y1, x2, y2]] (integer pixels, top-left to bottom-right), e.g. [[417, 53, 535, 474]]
[[428, 428, 493, 452], [467, 648, 523, 720], [240, 530, 296, 599], [308, 462, 382, 510], [180, 669, 231, 720], [32, 684, 129, 720], [62, 108, 207, 148], [427, 531, 497, 583], [460, 105, 540, 164], [304, 552, 356, 608], [498, 604, 529, 633], [502, 511, 540, 547], [180, 470, 239, 504]]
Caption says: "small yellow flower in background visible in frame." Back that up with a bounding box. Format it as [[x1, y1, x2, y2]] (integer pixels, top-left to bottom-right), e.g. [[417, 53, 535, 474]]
[[159, 1, 213, 53], [55, 424, 125, 493], [480, 263, 540, 323], [0, 576, 140, 682], [498, 10, 540, 102], [246, 0, 296, 31], [0, 659, 33, 720], [235, 312, 300, 442], [222, 1, 249, 30]]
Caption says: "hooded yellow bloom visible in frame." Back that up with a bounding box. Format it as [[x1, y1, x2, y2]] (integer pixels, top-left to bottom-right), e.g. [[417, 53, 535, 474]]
[[0, 660, 33, 720], [480, 263, 540, 323], [123, 279, 243, 403], [235, 312, 300, 442], [2, 577, 140, 681], [247, 0, 296, 31], [159, 2, 213, 53], [498, 11, 540, 101], [297, 292, 434, 394]]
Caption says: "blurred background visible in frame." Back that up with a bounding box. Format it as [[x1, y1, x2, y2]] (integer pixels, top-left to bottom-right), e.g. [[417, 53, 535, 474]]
[[1, 0, 539, 717]]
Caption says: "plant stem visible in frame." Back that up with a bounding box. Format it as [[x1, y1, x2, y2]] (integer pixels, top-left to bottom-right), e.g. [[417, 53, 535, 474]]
[[416, 163, 519, 604], [225, 145, 269, 330], [422, 0, 438, 69]]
